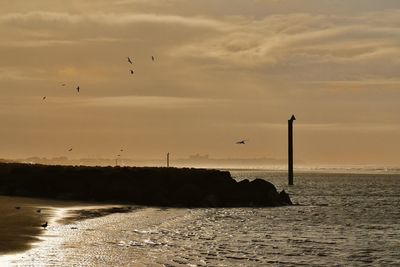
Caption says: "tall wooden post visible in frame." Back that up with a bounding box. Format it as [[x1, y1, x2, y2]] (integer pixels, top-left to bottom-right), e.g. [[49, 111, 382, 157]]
[[167, 152, 170, 167], [288, 115, 296, 185]]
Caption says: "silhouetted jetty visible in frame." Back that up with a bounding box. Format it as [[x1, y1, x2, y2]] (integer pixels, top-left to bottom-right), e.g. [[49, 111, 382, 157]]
[[0, 163, 292, 207]]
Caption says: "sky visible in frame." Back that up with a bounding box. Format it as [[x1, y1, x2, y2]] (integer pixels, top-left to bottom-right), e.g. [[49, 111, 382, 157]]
[[1, 0, 400, 166]]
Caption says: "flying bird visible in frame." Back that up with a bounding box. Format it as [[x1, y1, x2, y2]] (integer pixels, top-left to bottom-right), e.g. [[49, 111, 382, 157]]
[[76, 86, 80, 93], [41, 222, 48, 229], [236, 140, 248, 145], [127, 57, 133, 64], [68, 148, 73, 152], [61, 83, 66, 86], [120, 149, 124, 152], [36, 209, 41, 213], [42, 96, 46, 100], [130, 70, 134, 75], [151, 56, 155, 61], [15, 206, 21, 210]]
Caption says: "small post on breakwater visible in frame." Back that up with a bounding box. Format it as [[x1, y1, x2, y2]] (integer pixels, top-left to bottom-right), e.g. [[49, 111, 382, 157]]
[[288, 115, 296, 185], [167, 152, 170, 167]]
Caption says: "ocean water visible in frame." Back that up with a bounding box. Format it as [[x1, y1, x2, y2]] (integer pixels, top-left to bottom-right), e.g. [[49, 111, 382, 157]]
[[5, 170, 400, 266]]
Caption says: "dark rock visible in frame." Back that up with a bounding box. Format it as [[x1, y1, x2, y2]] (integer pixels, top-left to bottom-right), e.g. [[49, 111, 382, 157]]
[[0, 163, 293, 207], [279, 190, 293, 205]]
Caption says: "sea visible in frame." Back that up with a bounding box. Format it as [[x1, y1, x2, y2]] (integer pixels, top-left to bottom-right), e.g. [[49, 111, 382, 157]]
[[2, 169, 400, 266]]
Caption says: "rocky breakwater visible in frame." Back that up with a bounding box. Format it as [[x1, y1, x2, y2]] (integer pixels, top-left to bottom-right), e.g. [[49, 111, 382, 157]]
[[0, 163, 292, 207]]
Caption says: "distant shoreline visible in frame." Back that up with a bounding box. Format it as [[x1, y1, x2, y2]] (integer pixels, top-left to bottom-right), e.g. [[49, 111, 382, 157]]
[[2, 159, 398, 175]]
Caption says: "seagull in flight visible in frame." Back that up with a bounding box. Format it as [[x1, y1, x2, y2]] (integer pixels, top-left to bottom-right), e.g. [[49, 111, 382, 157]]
[[76, 86, 80, 93], [236, 140, 248, 145], [127, 57, 133, 64]]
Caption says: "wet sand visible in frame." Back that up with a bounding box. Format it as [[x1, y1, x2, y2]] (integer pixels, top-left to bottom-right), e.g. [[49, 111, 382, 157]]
[[0, 196, 55, 254], [59, 206, 140, 225], [0, 196, 135, 256]]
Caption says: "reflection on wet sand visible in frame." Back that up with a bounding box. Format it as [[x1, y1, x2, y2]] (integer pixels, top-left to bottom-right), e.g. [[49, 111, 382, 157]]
[[59, 206, 140, 225], [0, 196, 55, 254], [0, 196, 136, 260]]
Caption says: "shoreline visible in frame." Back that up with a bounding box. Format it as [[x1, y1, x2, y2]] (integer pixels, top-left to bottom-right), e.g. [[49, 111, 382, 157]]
[[0, 196, 138, 258], [0, 196, 58, 255], [2, 205, 192, 266]]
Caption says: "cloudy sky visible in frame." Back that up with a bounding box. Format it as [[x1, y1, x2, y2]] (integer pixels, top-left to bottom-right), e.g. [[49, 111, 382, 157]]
[[1, 0, 400, 166]]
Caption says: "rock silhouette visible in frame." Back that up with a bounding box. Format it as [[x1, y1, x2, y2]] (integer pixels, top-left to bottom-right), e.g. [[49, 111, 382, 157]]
[[0, 163, 292, 207]]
